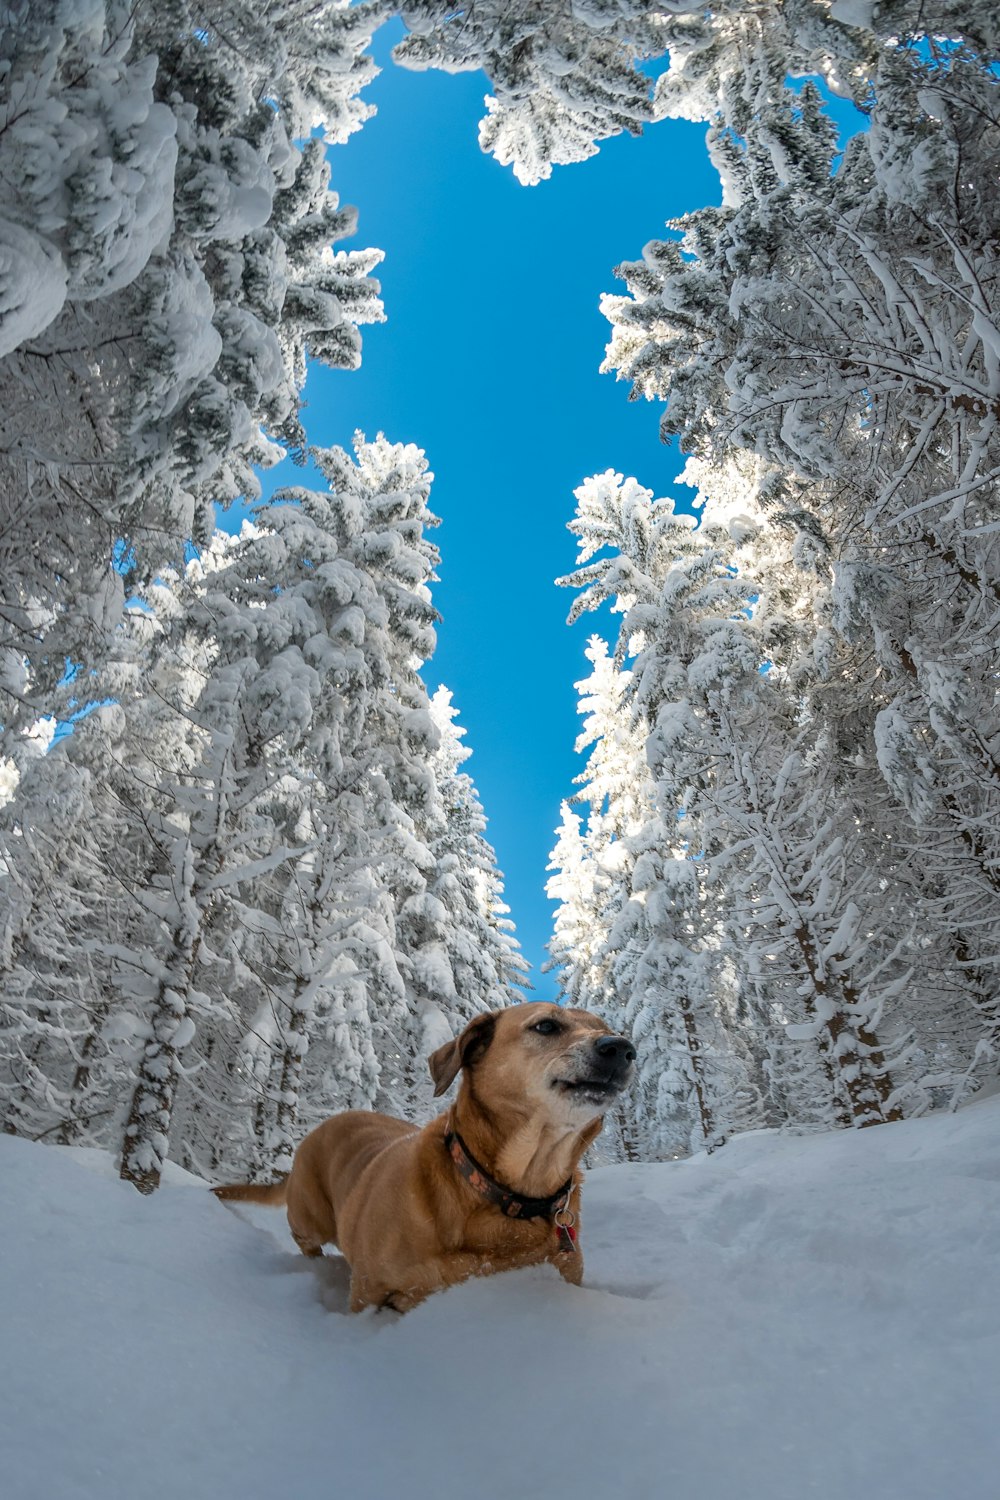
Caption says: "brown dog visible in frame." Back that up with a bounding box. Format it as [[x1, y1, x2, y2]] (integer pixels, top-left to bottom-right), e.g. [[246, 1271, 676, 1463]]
[[213, 1002, 635, 1312]]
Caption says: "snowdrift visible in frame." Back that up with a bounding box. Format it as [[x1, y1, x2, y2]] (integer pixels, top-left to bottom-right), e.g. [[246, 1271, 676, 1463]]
[[3, 1099, 999, 1500]]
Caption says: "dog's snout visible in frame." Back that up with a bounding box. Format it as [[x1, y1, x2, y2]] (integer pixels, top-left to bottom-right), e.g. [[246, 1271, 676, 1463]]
[[593, 1035, 636, 1070]]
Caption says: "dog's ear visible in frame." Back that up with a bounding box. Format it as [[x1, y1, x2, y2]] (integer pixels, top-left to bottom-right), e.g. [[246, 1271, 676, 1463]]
[[428, 1036, 462, 1097], [428, 1012, 497, 1097]]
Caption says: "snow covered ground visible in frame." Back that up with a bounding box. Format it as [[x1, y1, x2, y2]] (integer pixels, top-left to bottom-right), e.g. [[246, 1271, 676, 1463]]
[[4, 1097, 999, 1500]]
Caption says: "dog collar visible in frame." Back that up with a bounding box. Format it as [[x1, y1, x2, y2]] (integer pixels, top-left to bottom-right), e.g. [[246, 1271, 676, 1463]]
[[444, 1129, 575, 1229]]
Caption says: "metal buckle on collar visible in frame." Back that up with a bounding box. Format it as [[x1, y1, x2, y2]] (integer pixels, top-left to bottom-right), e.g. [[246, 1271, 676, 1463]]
[[553, 1197, 578, 1254]]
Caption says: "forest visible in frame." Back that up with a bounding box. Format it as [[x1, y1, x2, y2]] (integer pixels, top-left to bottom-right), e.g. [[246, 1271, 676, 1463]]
[[1, 0, 998, 1188]]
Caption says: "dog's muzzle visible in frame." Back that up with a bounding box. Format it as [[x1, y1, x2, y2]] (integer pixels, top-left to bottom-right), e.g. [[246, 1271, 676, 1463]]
[[554, 1034, 636, 1108]]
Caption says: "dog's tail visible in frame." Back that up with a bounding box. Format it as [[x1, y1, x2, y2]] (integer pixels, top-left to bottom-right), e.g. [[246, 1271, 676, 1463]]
[[211, 1176, 288, 1206]]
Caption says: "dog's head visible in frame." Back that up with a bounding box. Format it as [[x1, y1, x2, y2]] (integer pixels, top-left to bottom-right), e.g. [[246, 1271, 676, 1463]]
[[428, 1002, 635, 1125]]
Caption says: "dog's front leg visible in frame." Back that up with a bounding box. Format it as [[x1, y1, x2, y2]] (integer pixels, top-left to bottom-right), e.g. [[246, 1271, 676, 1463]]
[[352, 1242, 488, 1314], [351, 1247, 520, 1314], [553, 1245, 584, 1286]]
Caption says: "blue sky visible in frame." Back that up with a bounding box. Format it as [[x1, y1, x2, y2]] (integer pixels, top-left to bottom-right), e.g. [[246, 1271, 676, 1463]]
[[249, 24, 863, 999], [249, 20, 720, 999]]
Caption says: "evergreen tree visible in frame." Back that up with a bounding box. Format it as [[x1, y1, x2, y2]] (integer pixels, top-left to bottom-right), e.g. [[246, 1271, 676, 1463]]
[[0, 1, 382, 744], [558, 462, 910, 1139], [600, 28, 1000, 1106], [0, 433, 525, 1185], [427, 686, 528, 1019], [393, 0, 668, 183]]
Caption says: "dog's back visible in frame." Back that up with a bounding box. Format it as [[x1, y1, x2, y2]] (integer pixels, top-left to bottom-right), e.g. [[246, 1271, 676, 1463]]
[[213, 1110, 419, 1257]]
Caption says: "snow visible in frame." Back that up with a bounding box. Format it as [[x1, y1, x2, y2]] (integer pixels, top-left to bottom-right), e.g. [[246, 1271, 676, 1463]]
[[73, 75, 178, 300], [828, 0, 875, 28], [3, 1099, 999, 1500], [0, 219, 69, 357]]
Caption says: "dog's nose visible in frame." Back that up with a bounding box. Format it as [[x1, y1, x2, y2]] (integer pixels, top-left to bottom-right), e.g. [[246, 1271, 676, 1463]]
[[594, 1035, 636, 1069]]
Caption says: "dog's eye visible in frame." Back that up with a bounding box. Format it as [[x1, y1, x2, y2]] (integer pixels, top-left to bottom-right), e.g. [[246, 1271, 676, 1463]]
[[530, 1019, 562, 1036]]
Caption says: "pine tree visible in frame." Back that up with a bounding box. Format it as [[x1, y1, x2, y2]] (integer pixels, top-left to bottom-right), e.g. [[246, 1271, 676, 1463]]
[[0, 0, 383, 746], [0, 429, 527, 1183], [598, 22, 1000, 1112], [392, 0, 668, 184], [548, 628, 763, 1158], [215, 438, 524, 1166], [546, 635, 652, 1037], [427, 686, 528, 1020], [559, 461, 910, 1136]]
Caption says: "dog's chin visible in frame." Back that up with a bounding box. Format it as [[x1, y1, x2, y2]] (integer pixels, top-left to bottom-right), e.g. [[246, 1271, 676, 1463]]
[[552, 1076, 624, 1115]]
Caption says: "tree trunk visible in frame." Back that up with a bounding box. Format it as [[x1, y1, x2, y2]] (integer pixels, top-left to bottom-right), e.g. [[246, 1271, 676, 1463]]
[[793, 924, 893, 1128], [120, 921, 201, 1193], [267, 998, 310, 1177], [677, 987, 719, 1149]]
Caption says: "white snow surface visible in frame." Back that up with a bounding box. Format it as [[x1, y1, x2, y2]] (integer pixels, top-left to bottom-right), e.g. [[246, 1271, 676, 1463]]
[[4, 1099, 1000, 1500]]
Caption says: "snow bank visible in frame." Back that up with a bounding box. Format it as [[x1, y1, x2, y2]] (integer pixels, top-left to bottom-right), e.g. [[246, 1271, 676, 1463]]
[[3, 1099, 999, 1500]]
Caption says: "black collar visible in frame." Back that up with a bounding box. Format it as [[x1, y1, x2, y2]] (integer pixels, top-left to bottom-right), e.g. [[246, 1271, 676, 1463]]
[[444, 1129, 573, 1220]]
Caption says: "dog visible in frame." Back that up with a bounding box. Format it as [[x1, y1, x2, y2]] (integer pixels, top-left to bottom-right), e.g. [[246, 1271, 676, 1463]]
[[213, 1001, 635, 1312]]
